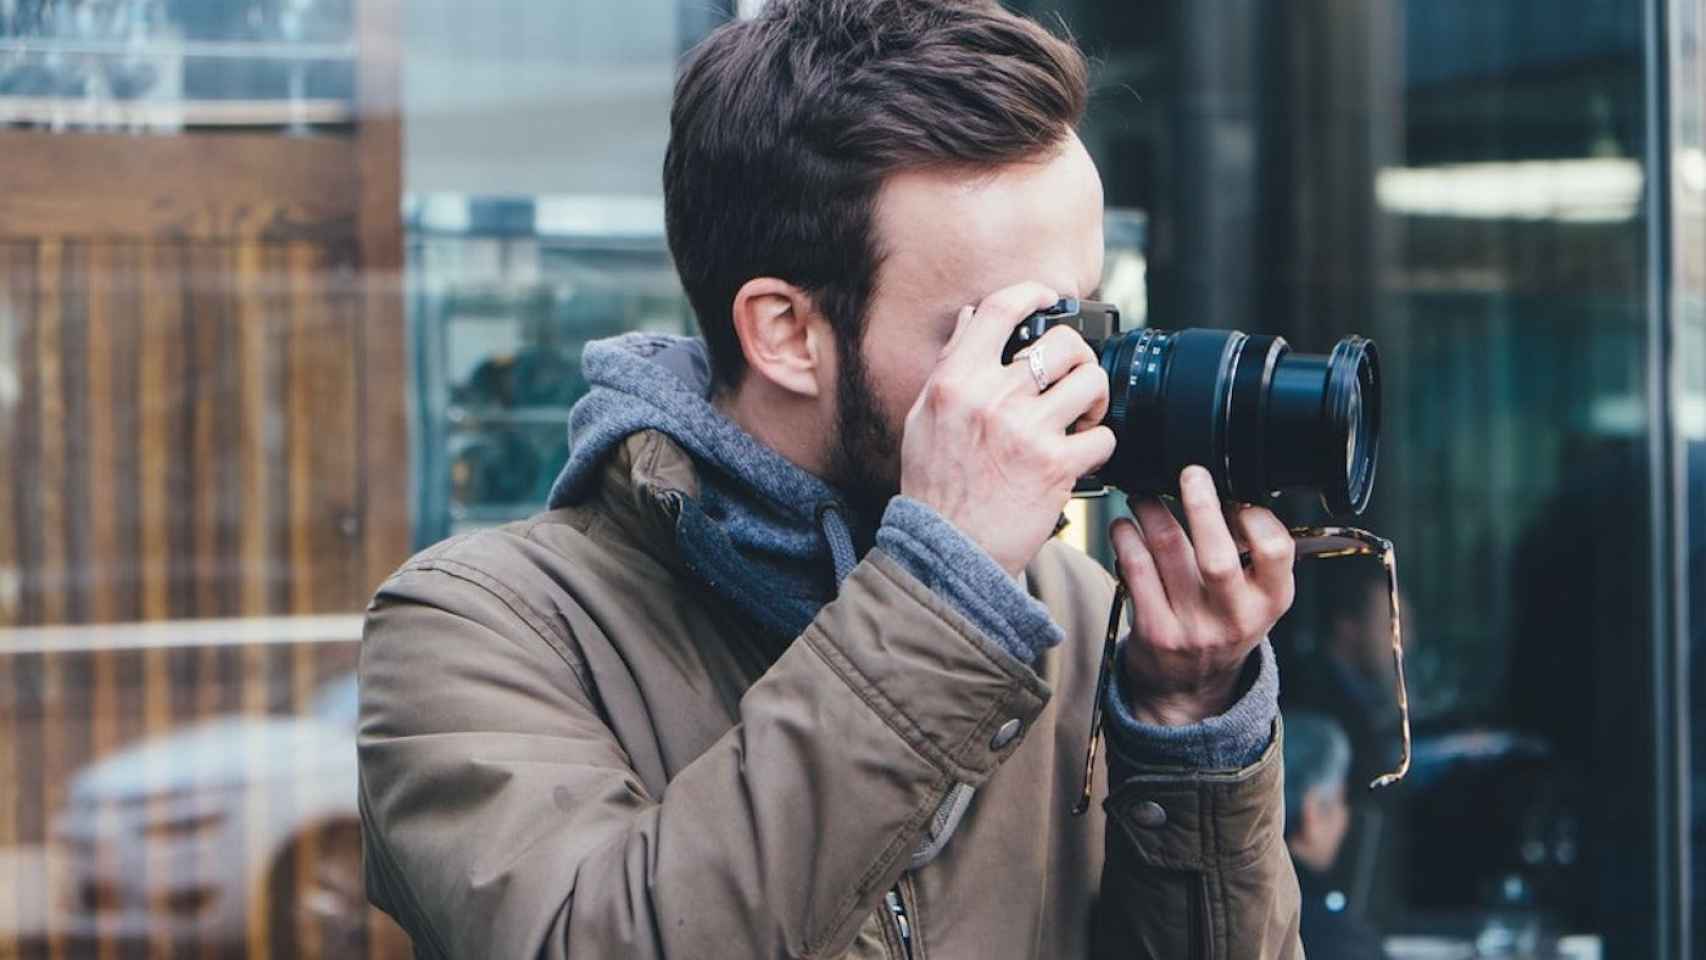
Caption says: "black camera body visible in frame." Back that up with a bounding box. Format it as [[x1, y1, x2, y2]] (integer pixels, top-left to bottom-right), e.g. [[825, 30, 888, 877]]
[[1005, 298, 1124, 355], [1004, 299, 1381, 517]]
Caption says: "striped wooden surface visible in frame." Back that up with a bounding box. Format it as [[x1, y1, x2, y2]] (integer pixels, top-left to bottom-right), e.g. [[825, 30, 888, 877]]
[[0, 0, 416, 952], [0, 236, 414, 958], [0, 230, 411, 960], [0, 235, 412, 958], [0, 238, 385, 627], [0, 2, 410, 947]]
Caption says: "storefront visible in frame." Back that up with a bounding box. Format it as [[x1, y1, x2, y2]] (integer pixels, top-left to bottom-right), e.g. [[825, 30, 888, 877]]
[[1, 0, 1702, 956]]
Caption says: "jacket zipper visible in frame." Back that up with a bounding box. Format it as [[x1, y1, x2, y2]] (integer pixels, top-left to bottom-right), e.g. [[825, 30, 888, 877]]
[[885, 883, 915, 960]]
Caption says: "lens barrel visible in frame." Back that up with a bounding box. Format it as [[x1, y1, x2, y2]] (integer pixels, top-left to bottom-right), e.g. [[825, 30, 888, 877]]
[[1096, 325, 1381, 516]]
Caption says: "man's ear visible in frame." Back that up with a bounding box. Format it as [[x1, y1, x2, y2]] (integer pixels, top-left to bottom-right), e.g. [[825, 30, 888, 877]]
[[730, 277, 829, 398]]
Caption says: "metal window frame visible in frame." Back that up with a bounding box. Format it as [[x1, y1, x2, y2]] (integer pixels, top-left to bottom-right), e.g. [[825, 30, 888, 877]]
[[1646, 0, 1702, 953]]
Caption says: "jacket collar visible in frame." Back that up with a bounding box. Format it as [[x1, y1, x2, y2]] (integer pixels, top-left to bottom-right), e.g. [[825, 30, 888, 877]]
[[603, 428, 874, 640], [593, 430, 700, 572]]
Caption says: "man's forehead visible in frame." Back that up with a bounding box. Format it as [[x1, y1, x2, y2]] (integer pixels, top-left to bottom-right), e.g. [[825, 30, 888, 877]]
[[873, 138, 1105, 305]]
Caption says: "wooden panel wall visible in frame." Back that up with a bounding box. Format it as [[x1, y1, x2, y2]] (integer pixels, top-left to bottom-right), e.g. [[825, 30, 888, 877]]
[[0, 117, 410, 629], [0, 124, 410, 629], [0, 0, 410, 954], [0, 238, 375, 627], [0, 237, 411, 959], [0, 0, 409, 624], [0, 234, 411, 959]]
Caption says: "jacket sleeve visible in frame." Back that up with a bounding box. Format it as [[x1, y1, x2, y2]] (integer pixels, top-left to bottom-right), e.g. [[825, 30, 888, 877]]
[[356, 545, 1049, 959], [1090, 716, 1303, 959]]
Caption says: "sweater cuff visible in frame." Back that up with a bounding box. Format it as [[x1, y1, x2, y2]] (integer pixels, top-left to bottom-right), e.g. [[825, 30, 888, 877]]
[[1102, 637, 1278, 775], [874, 496, 1064, 665]]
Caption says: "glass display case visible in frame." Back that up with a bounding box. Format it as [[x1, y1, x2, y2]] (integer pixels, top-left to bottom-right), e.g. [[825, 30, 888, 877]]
[[406, 194, 694, 545]]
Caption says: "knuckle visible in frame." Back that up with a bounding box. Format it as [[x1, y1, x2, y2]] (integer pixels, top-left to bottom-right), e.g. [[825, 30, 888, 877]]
[[1040, 443, 1075, 484], [1023, 281, 1059, 304], [1255, 532, 1295, 564], [1201, 558, 1241, 584], [924, 378, 961, 414], [985, 282, 1050, 318], [1089, 368, 1111, 398], [1089, 426, 1117, 460], [1227, 602, 1265, 641], [1085, 396, 1111, 427], [1070, 334, 1099, 366], [1144, 622, 1186, 653], [1073, 362, 1110, 397], [1146, 524, 1187, 554], [1039, 322, 1077, 347], [993, 417, 1031, 460], [1118, 548, 1153, 581], [964, 380, 994, 410], [1043, 326, 1098, 367], [903, 401, 928, 434]]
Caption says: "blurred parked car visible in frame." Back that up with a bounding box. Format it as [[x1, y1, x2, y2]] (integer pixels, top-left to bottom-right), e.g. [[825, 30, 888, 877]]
[[51, 673, 367, 955]]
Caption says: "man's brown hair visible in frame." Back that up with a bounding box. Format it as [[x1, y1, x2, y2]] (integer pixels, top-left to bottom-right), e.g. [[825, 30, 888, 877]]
[[663, 0, 1089, 391]]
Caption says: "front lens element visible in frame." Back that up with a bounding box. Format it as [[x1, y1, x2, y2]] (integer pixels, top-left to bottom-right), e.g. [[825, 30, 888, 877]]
[[1346, 387, 1361, 479], [1323, 336, 1381, 515]]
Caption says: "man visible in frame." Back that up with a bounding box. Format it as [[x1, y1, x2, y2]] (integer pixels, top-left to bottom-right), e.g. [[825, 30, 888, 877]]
[[357, 1, 1302, 956], [1284, 711, 1389, 960]]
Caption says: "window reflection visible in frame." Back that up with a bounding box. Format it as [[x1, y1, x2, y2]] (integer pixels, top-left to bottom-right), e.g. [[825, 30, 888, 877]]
[[54, 668, 359, 949], [408, 194, 694, 543], [2, 623, 408, 956], [0, 0, 1698, 956], [0, 0, 356, 131], [1021, 0, 1655, 953]]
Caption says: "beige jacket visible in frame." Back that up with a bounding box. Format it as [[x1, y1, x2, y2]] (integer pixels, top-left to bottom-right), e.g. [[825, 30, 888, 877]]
[[357, 430, 1302, 958]]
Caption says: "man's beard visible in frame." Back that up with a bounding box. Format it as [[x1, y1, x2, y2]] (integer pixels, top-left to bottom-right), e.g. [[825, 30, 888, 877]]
[[824, 333, 902, 518]]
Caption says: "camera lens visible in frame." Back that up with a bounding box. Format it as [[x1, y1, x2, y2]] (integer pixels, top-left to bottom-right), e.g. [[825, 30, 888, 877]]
[[1097, 327, 1381, 516]]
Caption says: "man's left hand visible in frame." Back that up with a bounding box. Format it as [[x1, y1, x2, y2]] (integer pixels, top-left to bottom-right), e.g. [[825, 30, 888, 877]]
[[1111, 464, 1296, 727]]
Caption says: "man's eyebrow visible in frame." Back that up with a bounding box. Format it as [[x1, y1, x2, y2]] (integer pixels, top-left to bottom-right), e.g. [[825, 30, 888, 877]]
[[1087, 286, 1103, 301]]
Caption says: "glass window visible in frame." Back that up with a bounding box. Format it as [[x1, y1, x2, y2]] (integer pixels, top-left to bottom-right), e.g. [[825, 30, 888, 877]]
[[0, 1, 690, 956], [1, 0, 357, 132], [1023, 0, 1670, 954], [1, 0, 1698, 957], [1677, 0, 1706, 952]]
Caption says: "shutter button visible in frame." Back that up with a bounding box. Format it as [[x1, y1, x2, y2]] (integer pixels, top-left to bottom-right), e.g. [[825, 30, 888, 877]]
[[990, 718, 1023, 750], [1132, 801, 1167, 828]]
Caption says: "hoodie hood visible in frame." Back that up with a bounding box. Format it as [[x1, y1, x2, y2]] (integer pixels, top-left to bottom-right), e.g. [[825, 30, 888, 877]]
[[548, 332, 839, 513], [547, 333, 869, 640]]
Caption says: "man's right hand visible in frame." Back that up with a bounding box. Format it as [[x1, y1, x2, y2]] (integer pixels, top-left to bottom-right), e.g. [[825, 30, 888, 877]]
[[898, 282, 1117, 577]]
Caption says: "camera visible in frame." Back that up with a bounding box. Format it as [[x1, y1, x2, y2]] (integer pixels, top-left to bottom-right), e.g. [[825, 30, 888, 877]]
[[1003, 299, 1381, 516]]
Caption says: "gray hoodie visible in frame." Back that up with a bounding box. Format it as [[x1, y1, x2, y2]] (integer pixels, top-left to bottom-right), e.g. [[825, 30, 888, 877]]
[[547, 333, 1277, 855]]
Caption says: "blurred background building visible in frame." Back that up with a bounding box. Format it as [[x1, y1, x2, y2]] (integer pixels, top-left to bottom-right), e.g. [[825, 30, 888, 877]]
[[0, 0, 1702, 957]]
